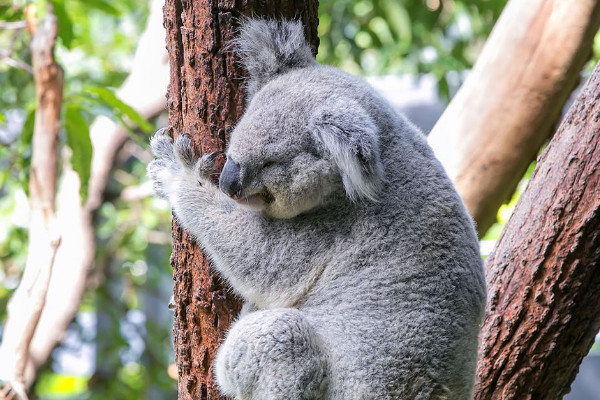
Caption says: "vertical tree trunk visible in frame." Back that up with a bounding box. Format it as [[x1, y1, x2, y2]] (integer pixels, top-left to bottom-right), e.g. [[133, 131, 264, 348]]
[[162, 2, 318, 399], [474, 62, 600, 399]]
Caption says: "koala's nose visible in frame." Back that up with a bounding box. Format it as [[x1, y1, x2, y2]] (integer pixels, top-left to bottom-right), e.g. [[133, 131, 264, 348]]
[[219, 158, 242, 198]]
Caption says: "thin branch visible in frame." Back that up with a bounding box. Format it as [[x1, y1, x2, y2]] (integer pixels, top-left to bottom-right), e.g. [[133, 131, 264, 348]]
[[0, 20, 28, 30], [0, 53, 33, 74]]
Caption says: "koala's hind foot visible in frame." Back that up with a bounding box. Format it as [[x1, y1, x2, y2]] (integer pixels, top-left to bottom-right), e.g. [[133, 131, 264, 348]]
[[215, 308, 328, 400]]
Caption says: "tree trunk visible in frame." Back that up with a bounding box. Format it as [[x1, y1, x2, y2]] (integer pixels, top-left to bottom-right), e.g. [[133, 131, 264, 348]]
[[162, 2, 319, 399], [474, 62, 600, 399], [428, 0, 600, 236], [22, 0, 170, 387], [0, 9, 63, 400]]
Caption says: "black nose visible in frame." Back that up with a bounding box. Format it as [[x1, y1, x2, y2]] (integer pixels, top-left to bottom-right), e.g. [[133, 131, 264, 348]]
[[219, 158, 242, 198]]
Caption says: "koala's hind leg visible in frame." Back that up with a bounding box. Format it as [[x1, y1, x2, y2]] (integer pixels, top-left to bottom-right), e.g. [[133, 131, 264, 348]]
[[215, 308, 328, 400]]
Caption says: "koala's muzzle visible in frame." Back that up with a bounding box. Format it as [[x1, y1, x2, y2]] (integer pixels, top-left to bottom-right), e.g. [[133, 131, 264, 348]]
[[220, 158, 242, 198]]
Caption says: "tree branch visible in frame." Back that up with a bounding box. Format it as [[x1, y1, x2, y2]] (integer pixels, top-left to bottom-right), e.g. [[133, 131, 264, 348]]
[[474, 60, 600, 400], [0, 20, 28, 30], [0, 51, 33, 74], [428, 0, 600, 236]]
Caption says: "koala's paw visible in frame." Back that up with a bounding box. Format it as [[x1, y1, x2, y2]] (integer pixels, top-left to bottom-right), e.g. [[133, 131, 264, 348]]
[[147, 129, 176, 199], [147, 129, 220, 200]]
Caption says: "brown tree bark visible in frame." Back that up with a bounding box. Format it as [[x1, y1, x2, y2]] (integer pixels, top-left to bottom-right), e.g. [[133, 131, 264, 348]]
[[428, 0, 600, 237], [162, 2, 319, 399], [474, 62, 600, 399]]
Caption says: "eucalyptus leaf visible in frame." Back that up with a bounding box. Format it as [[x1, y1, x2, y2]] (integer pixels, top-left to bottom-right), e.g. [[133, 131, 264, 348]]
[[64, 106, 92, 201], [86, 0, 121, 16], [382, 2, 412, 45], [51, 0, 74, 49], [84, 86, 153, 132], [0, 5, 25, 21], [21, 107, 36, 147]]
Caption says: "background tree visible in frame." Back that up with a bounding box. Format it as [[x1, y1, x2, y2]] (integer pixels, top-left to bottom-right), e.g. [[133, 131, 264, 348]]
[[0, 8, 63, 398], [428, 0, 600, 235], [1, 1, 176, 398]]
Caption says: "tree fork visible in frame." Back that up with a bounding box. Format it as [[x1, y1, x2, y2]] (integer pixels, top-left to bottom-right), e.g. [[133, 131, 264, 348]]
[[162, 1, 319, 398], [474, 62, 600, 399]]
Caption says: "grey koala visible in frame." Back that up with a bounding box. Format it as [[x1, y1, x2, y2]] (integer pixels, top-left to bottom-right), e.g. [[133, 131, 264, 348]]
[[147, 19, 486, 400]]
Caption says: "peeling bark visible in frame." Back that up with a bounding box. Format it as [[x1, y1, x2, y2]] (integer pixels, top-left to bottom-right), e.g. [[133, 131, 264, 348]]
[[474, 62, 600, 400], [163, 1, 319, 398]]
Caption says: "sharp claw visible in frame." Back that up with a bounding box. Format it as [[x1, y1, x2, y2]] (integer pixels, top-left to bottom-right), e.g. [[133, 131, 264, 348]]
[[150, 127, 171, 144], [207, 151, 223, 160], [195, 151, 222, 179], [174, 134, 194, 167]]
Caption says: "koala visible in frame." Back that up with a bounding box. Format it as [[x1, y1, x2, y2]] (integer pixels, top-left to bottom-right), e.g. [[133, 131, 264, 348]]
[[147, 19, 487, 400]]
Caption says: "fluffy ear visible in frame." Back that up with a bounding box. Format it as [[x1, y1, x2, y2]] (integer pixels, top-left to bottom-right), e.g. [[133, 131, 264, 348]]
[[235, 18, 317, 100], [309, 99, 385, 202]]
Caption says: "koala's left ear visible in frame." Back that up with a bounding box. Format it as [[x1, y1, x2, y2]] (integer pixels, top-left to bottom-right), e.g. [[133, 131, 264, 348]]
[[309, 99, 385, 202], [235, 19, 317, 101]]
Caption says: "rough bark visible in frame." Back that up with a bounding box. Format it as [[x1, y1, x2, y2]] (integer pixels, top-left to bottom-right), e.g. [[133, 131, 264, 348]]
[[474, 62, 600, 399], [0, 9, 63, 400], [163, 2, 319, 399], [428, 0, 600, 236]]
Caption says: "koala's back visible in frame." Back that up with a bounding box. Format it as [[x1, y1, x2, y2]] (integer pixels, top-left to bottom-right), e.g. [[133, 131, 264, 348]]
[[273, 67, 487, 399]]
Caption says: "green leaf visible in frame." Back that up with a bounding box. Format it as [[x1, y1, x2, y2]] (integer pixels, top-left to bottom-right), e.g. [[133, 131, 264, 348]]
[[21, 106, 36, 146], [382, 2, 412, 51], [0, 112, 5, 124], [437, 76, 450, 102], [86, 0, 122, 16], [0, 5, 25, 21], [64, 106, 92, 201], [34, 372, 87, 397], [84, 86, 153, 132], [51, 0, 74, 49]]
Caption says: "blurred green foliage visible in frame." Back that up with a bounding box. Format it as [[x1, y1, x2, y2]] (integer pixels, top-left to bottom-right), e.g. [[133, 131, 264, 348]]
[[318, 0, 507, 99]]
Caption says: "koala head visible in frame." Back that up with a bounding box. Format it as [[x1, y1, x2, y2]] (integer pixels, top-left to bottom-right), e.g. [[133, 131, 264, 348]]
[[219, 19, 385, 219]]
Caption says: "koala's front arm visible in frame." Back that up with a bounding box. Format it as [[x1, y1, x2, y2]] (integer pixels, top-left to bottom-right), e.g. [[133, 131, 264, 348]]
[[147, 131, 326, 307]]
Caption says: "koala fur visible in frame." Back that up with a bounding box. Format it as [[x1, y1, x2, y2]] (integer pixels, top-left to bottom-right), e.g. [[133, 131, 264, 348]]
[[147, 18, 486, 400]]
